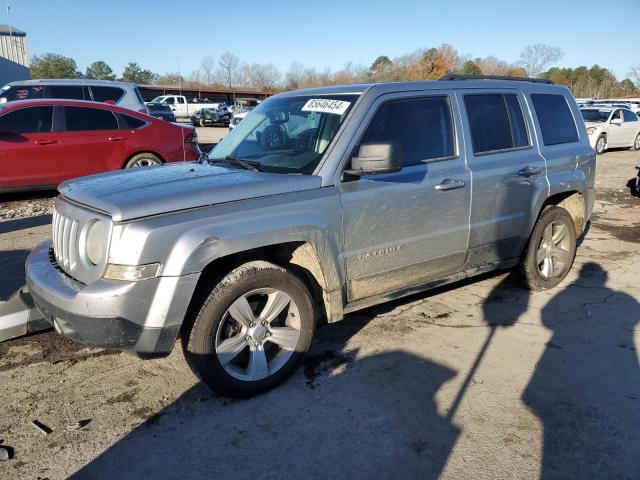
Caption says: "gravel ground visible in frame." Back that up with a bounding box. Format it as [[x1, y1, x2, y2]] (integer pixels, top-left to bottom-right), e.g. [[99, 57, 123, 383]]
[[0, 148, 638, 479]]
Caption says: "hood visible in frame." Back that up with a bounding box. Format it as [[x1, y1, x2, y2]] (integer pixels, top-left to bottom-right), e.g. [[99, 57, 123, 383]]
[[59, 162, 322, 222]]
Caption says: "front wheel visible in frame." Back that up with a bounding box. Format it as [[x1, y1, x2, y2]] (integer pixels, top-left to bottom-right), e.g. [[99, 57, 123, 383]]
[[595, 134, 606, 155], [182, 261, 315, 398], [517, 206, 577, 290]]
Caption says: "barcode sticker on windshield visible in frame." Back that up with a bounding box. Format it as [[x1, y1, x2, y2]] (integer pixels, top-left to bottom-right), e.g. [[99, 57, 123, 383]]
[[302, 99, 351, 115]]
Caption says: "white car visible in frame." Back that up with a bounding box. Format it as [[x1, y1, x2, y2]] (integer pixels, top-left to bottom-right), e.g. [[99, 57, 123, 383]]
[[581, 107, 640, 154]]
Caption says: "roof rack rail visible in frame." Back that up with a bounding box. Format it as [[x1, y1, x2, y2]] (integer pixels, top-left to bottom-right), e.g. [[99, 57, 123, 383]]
[[439, 74, 553, 84]]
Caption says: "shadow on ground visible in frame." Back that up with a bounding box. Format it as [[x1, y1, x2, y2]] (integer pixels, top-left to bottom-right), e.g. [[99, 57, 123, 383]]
[[66, 263, 640, 479]]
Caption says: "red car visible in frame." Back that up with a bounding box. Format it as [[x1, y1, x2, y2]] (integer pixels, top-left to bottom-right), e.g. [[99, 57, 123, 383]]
[[0, 99, 201, 191]]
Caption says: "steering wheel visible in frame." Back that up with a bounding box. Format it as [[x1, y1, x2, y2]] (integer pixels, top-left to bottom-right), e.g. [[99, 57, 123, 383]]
[[261, 125, 288, 150]]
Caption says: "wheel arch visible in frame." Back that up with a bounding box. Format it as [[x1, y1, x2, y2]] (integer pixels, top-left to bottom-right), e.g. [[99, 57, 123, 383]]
[[186, 241, 343, 327], [539, 190, 586, 237]]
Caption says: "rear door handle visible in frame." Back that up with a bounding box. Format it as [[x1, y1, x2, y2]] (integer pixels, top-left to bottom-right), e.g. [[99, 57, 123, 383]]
[[34, 139, 57, 145], [517, 166, 542, 177], [108, 136, 127, 142], [435, 179, 466, 191]]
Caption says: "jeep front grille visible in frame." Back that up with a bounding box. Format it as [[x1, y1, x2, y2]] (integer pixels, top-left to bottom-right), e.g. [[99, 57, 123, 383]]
[[52, 208, 80, 271]]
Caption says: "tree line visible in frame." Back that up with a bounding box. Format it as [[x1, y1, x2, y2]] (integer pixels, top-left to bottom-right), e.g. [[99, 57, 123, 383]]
[[29, 44, 640, 98]]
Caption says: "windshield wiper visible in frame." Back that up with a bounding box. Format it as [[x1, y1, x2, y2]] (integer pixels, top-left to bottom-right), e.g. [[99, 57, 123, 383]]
[[208, 155, 261, 172]]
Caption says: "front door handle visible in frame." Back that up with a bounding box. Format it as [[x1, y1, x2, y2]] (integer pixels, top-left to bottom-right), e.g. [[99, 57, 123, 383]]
[[34, 139, 57, 145], [435, 179, 466, 191], [108, 136, 127, 142], [517, 166, 542, 177]]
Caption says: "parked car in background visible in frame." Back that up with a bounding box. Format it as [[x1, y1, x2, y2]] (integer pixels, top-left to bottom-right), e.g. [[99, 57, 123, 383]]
[[580, 107, 640, 154], [228, 100, 261, 131], [146, 102, 176, 122], [191, 108, 230, 127], [150, 95, 219, 120], [25, 76, 595, 398], [0, 79, 149, 114], [0, 99, 200, 191]]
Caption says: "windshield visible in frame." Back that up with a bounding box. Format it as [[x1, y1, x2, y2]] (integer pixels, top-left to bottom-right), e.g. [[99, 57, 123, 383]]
[[208, 94, 358, 174], [581, 109, 610, 123]]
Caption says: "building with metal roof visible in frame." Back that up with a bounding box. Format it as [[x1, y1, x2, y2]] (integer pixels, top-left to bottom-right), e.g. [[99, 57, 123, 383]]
[[0, 24, 30, 85]]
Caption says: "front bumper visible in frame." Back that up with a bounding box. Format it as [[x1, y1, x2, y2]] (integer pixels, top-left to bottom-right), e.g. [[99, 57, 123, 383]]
[[25, 241, 199, 358]]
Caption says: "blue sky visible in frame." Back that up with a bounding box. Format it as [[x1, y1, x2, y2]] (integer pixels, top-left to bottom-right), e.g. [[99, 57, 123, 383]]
[[7, 0, 640, 79]]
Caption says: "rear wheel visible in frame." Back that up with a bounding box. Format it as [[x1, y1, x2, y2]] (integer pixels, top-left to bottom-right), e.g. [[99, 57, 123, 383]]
[[518, 206, 577, 290], [632, 132, 640, 151], [124, 152, 162, 168], [182, 261, 315, 398], [595, 134, 606, 155]]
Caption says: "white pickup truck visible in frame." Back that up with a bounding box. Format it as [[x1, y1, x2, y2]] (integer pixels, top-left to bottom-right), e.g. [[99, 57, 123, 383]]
[[150, 95, 220, 120]]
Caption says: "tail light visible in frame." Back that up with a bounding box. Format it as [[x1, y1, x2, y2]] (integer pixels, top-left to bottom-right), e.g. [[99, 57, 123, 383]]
[[185, 131, 198, 143]]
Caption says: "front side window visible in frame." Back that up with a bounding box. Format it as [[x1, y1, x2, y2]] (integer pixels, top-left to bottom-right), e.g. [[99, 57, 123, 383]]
[[530, 94, 579, 146], [91, 86, 125, 103], [465, 94, 530, 154], [610, 109, 622, 122], [62, 106, 118, 131], [359, 96, 455, 166], [0, 106, 53, 134], [46, 85, 86, 100], [209, 94, 358, 174]]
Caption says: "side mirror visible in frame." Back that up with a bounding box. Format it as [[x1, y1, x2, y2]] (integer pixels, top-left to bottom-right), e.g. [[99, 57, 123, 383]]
[[344, 142, 403, 178], [611, 118, 622, 125]]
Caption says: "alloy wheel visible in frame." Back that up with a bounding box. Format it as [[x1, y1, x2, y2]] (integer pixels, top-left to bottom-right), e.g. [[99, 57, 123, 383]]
[[215, 288, 301, 381], [536, 221, 572, 279]]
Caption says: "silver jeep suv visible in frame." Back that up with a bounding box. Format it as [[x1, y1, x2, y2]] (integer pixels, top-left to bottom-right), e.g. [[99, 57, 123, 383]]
[[26, 76, 596, 397]]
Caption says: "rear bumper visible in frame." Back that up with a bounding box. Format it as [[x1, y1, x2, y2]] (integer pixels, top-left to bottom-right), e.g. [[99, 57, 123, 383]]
[[25, 241, 199, 358]]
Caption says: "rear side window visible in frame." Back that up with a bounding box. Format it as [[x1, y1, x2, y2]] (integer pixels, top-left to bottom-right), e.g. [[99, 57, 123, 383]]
[[117, 113, 146, 129], [0, 85, 45, 101], [0, 106, 53, 133], [62, 106, 118, 131], [91, 86, 125, 103], [530, 94, 579, 146], [464, 94, 530, 154], [359, 96, 455, 166], [46, 85, 86, 101], [623, 109, 638, 122]]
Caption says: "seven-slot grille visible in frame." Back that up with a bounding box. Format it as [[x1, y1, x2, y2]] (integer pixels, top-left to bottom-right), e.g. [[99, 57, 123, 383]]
[[52, 208, 80, 271]]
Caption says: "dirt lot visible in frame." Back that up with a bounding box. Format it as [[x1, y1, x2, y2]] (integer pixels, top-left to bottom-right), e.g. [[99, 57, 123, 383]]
[[0, 149, 638, 479]]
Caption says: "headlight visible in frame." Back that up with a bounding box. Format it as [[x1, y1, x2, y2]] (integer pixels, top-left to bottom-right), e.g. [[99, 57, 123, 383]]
[[586, 127, 596, 135], [104, 263, 161, 281], [85, 220, 107, 265]]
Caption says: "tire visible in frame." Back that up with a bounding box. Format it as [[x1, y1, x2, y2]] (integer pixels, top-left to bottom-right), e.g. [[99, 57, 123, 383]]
[[182, 260, 315, 398], [595, 134, 606, 155], [635, 174, 640, 198], [632, 132, 640, 151], [199, 119, 205, 127], [518, 206, 577, 291], [124, 152, 162, 168]]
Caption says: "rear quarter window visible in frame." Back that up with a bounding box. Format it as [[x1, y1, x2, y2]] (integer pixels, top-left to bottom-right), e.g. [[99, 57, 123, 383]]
[[91, 86, 125, 103], [530, 94, 579, 146], [117, 113, 146, 129]]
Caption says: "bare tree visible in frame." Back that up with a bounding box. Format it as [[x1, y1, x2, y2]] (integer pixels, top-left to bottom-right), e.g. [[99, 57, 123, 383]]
[[217, 52, 240, 89], [285, 61, 305, 89], [629, 66, 640, 90], [518, 43, 563, 78], [200, 55, 216, 85]]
